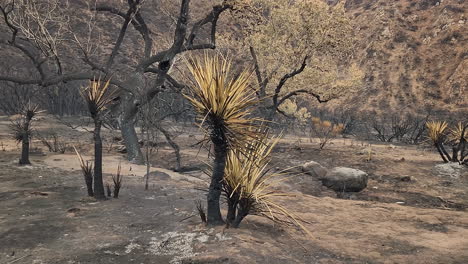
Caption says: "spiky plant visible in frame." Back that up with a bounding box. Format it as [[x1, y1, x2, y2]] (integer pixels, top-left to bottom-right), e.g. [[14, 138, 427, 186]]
[[222, 132, 311, 236], [426, 121, 450, 162], [449, 122, 467, 142], [111, 162, 123, 198], [427, 121, 448, 143], [185, 53, 260, 225], [449, 122, 467, 163], [10, 101, 43, 165], [74, 146, 94, 197], [426, 121, 467, 163], [80, 77, 118, 200]]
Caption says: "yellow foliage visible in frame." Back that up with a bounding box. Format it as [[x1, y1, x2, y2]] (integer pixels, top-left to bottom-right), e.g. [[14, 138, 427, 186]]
[[184, 53, 261, 148], [322, 120, 332, 128], [222, 131, 312, 237], [80, 77, 118, 117], [449, 122, 467, 142], [227, 0, 363, 103], [278, 99, 311, 124], [426, 121, 448, 143]]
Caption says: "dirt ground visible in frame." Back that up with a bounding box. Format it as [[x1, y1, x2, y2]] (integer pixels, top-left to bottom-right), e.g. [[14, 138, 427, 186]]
[[0, 116, 467, 264]]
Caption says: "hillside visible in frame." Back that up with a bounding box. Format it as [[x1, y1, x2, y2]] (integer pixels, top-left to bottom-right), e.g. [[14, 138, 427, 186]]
[[344, 0, 467, 114], [0, 0, 466, 116]]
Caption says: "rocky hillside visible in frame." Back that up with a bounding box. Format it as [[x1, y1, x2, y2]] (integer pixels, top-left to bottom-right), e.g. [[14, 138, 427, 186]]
[[0, 0, 466, 116], [344, 0, 467, 114]]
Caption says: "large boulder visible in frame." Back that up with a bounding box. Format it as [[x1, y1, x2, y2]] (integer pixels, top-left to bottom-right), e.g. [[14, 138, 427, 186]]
[[321, 167, 368, 192], [302, 161, 328, 179]]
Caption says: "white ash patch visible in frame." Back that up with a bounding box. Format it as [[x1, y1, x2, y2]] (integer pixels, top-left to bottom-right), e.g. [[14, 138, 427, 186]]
[[125, 242, 141, 254], [196, 234, 209, 243], [103, 250, 120, 256], [215, 232, 231, 241], [148, 231, 210, 264]]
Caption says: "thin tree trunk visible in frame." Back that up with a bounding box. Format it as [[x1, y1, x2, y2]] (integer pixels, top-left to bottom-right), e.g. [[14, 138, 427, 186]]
[[207, 137, 227, 225], [231, 204, 248, 228], [19, 132, 30, 165], [435, 143, 449, 163], [19, 119, 31, 165], [145, 124, 150, 190], [226, 194, 238, 226], [93, 119, 106, 200], [157, 124, 181, 171], [438, 142, 452, 162]]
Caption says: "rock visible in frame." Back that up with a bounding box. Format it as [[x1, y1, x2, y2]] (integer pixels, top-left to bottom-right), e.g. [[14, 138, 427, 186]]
[[302, 161, 328, 179], [145, 171, 171, 180], [400, 176, 412, 182], [432, 163, 467, 179], [321, 167, 368, 192]]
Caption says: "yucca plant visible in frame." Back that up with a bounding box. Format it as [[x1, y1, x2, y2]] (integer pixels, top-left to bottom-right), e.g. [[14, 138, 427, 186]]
[[74, 146, 94, 197], [449, 122, 467, 163], [111, 162, 123, 198], [80, 77, 118, 199], [222, 132, 311, 236], [426, 121, 467, 164], [10, 101, 43, 165], [185, 53, 260, 225]]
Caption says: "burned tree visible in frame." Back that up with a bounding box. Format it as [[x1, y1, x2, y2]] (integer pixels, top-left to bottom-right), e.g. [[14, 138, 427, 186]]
[[0, 0, 232, 164], [10, 102, 42, 165], [229, 0, 362, 121], [185, 54, 260, 225], [79, 78, 118, 200], [427, 121, 467, 164]]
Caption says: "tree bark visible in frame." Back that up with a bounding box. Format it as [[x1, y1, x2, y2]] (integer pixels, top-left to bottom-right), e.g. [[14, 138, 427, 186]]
[[226, 193, 238, 226], [93, 119, 106, 200], [19, 130, 30, 165], [119, 93, 144, 164], [207, 136, 227, 225], [19, 117, 31, 165], [231, 203, 248, 228], [435, 143, 449, 163]]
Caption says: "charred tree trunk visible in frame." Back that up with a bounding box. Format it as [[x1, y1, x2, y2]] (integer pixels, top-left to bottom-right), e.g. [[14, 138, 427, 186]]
[[19, 130, 30, 165], [435, 143, 449, 163], [207, 134, 227, 225], [93, 119, 105, 200], [85, 169, 94, 197], [226, 193, 239, 226], [119, 94, 144, 164], [19, 117, 32, 165], [231, 201, 249, 228], [439, 142, 452, 162]]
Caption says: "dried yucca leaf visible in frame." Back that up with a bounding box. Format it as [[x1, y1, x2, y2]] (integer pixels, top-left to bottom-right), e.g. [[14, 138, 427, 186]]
[[184, 53, 263, 149], [80, 77, 118, 117], [449, 122, 467, 143], [426, 121, 448, 143]]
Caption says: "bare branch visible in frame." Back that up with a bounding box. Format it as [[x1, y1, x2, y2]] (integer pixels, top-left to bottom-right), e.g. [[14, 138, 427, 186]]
[[277, 89, 331, 107], [138, 1, 231, 71], [272, 56, 308, 107], [93, 0, 152, 62]]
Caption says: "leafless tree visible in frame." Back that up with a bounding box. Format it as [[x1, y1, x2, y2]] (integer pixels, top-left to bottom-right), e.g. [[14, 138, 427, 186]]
[[0, 0, 232, 164]]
